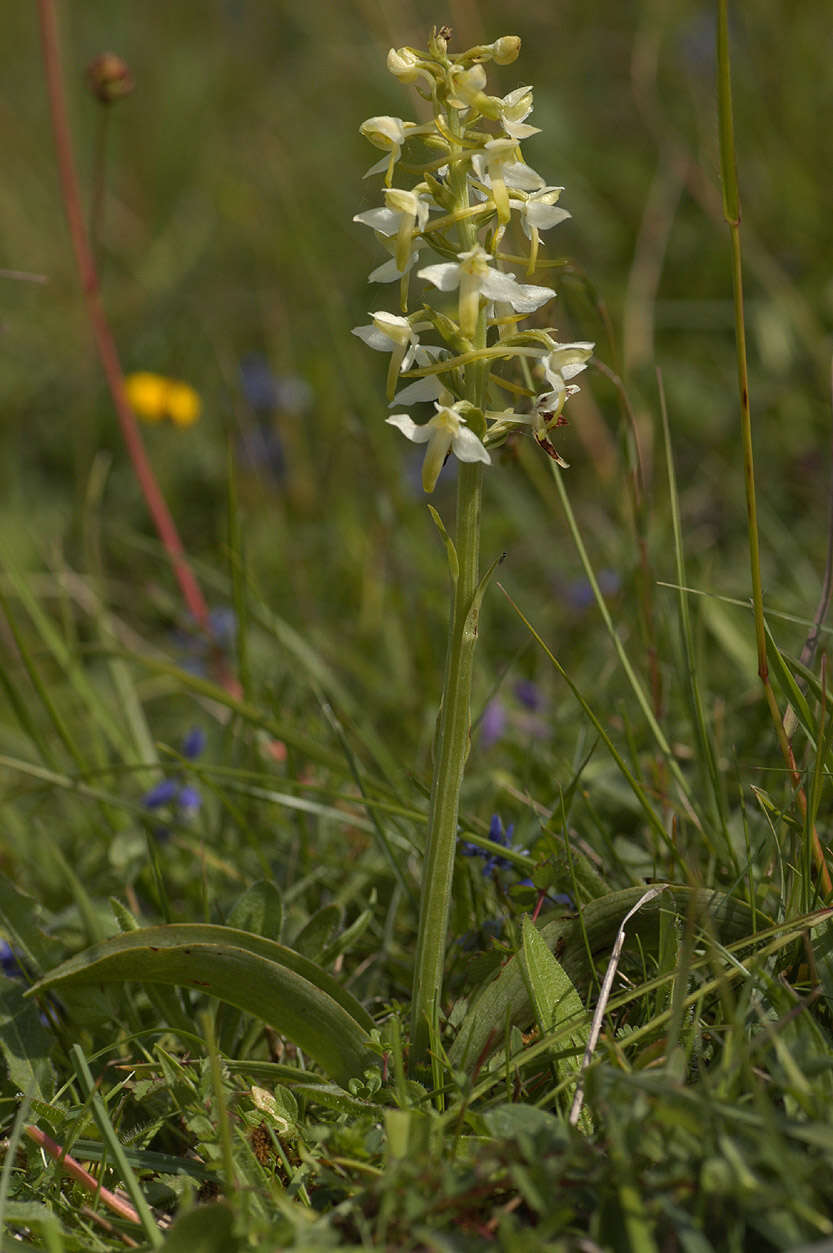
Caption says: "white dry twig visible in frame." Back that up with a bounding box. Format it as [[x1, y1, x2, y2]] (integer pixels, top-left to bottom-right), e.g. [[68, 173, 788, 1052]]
[[569, 884, 670, 1126]]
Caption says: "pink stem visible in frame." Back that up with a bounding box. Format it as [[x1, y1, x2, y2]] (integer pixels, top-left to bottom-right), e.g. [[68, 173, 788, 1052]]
[[37, 0, 209, 629], [24, 1124, 144, 1226]]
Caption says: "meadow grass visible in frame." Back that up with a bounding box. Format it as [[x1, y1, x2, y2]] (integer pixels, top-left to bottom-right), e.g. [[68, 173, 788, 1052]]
[[1, 2, 833, 1249]]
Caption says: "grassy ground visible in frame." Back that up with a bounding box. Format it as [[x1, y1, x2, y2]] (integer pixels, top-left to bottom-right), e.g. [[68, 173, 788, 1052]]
[[1, 2, 833, 1249]]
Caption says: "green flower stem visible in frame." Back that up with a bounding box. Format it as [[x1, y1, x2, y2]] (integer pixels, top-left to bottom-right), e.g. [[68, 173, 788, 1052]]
[[410, 104, 485, 1072], [411, 460, 483, 1069]]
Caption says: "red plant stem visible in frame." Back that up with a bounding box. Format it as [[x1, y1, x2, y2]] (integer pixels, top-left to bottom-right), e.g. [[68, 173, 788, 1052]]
[[37, 0, 209, 629], [24, 1124, 144, 1227]]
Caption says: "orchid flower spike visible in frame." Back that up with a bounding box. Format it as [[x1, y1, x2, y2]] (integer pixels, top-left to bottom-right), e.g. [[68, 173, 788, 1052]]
[[355, 32, 594, 479]]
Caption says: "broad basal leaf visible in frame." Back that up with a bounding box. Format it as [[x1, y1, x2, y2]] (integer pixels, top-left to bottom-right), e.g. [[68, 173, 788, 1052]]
[[29, 924, 377, 1087]]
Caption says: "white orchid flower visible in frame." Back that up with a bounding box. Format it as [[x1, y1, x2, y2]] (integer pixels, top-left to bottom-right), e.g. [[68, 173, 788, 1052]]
[[354, 188, 432, 273], [542, 341, 594, 387], [387, 401, 491, 492], [529, 388, 580, 466], [499, 85, 540, 140], [352, 312, 427, 399], [359, 116, 426, 186], [386, 47, 436, 92], [469, 149, 546, 239], [481, 138, 525, 223], [508, 185, 571, 270], [418, 245, 554, 339], [390, 366, 450, 406], [367, 246, 422, 284], [510, 186, 571, 236], [447, 63, 501, 118], [471, 150, 545, 195]]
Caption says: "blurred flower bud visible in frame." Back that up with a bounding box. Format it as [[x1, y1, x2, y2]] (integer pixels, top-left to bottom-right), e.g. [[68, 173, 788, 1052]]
[[86, 52, 134, 104], [492, 36, 521, 65], [387, 47, 421, 82]]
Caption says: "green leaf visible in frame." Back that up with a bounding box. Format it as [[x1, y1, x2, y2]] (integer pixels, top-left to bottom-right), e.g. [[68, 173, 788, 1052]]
[[521, 917, 590, 1128], [543, 826, 607, 903], [463, 549, 507, 643], [0, 873, 62, 976], [427, 504, 459, 584], [320, 906, 373, 967], [29, 924, 377, 1086], [482, 1103, 565, 1142], [0, 976, 54, 1099], [159, 1202, 237, 1253], [521, 916, 589, 1049], [451, 887, 764, 1070], [227, 880, 283, 942], [292, 904, 342, 962]]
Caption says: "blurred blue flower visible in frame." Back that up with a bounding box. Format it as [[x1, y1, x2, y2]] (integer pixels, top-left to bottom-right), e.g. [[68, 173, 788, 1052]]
[[513, 679, 541, 711], [177, 786, 202, 814], [175, 607, 236, 677], [0, 940, 25, 980], [240, 355, 280, 412], [182, 727, 206, 759], [208, 607, 237, 649], [239, 356, 313, 416], [564, 568, 621, 611], [461, 814, 526, 878], [480, 698, 507, 748], [479, 684, 549, 749], [143, 778, 180, 809], [142, 729, 205, 833], [550, 892, 575, 909]]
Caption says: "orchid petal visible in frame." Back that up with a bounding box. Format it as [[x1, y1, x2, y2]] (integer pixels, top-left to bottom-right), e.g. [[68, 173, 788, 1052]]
[[417, 262, 462, 292]]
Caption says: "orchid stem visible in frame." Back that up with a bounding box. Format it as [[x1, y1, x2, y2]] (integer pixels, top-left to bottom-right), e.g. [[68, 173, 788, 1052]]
[[410, 106, 485, 1075], [410, 460, 483, 1071]]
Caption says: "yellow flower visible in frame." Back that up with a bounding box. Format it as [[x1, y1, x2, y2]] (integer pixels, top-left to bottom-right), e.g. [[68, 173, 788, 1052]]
[[165, 381, 201, 426], [125, 372, 202, 426]]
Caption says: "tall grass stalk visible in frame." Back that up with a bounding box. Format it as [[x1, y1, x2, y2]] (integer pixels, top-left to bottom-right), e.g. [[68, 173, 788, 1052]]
[[716, 0, 831, 895]]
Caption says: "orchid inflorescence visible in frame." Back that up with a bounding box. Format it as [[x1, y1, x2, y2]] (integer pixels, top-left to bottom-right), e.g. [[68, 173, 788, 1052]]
[[353, 27, 594, 493]]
